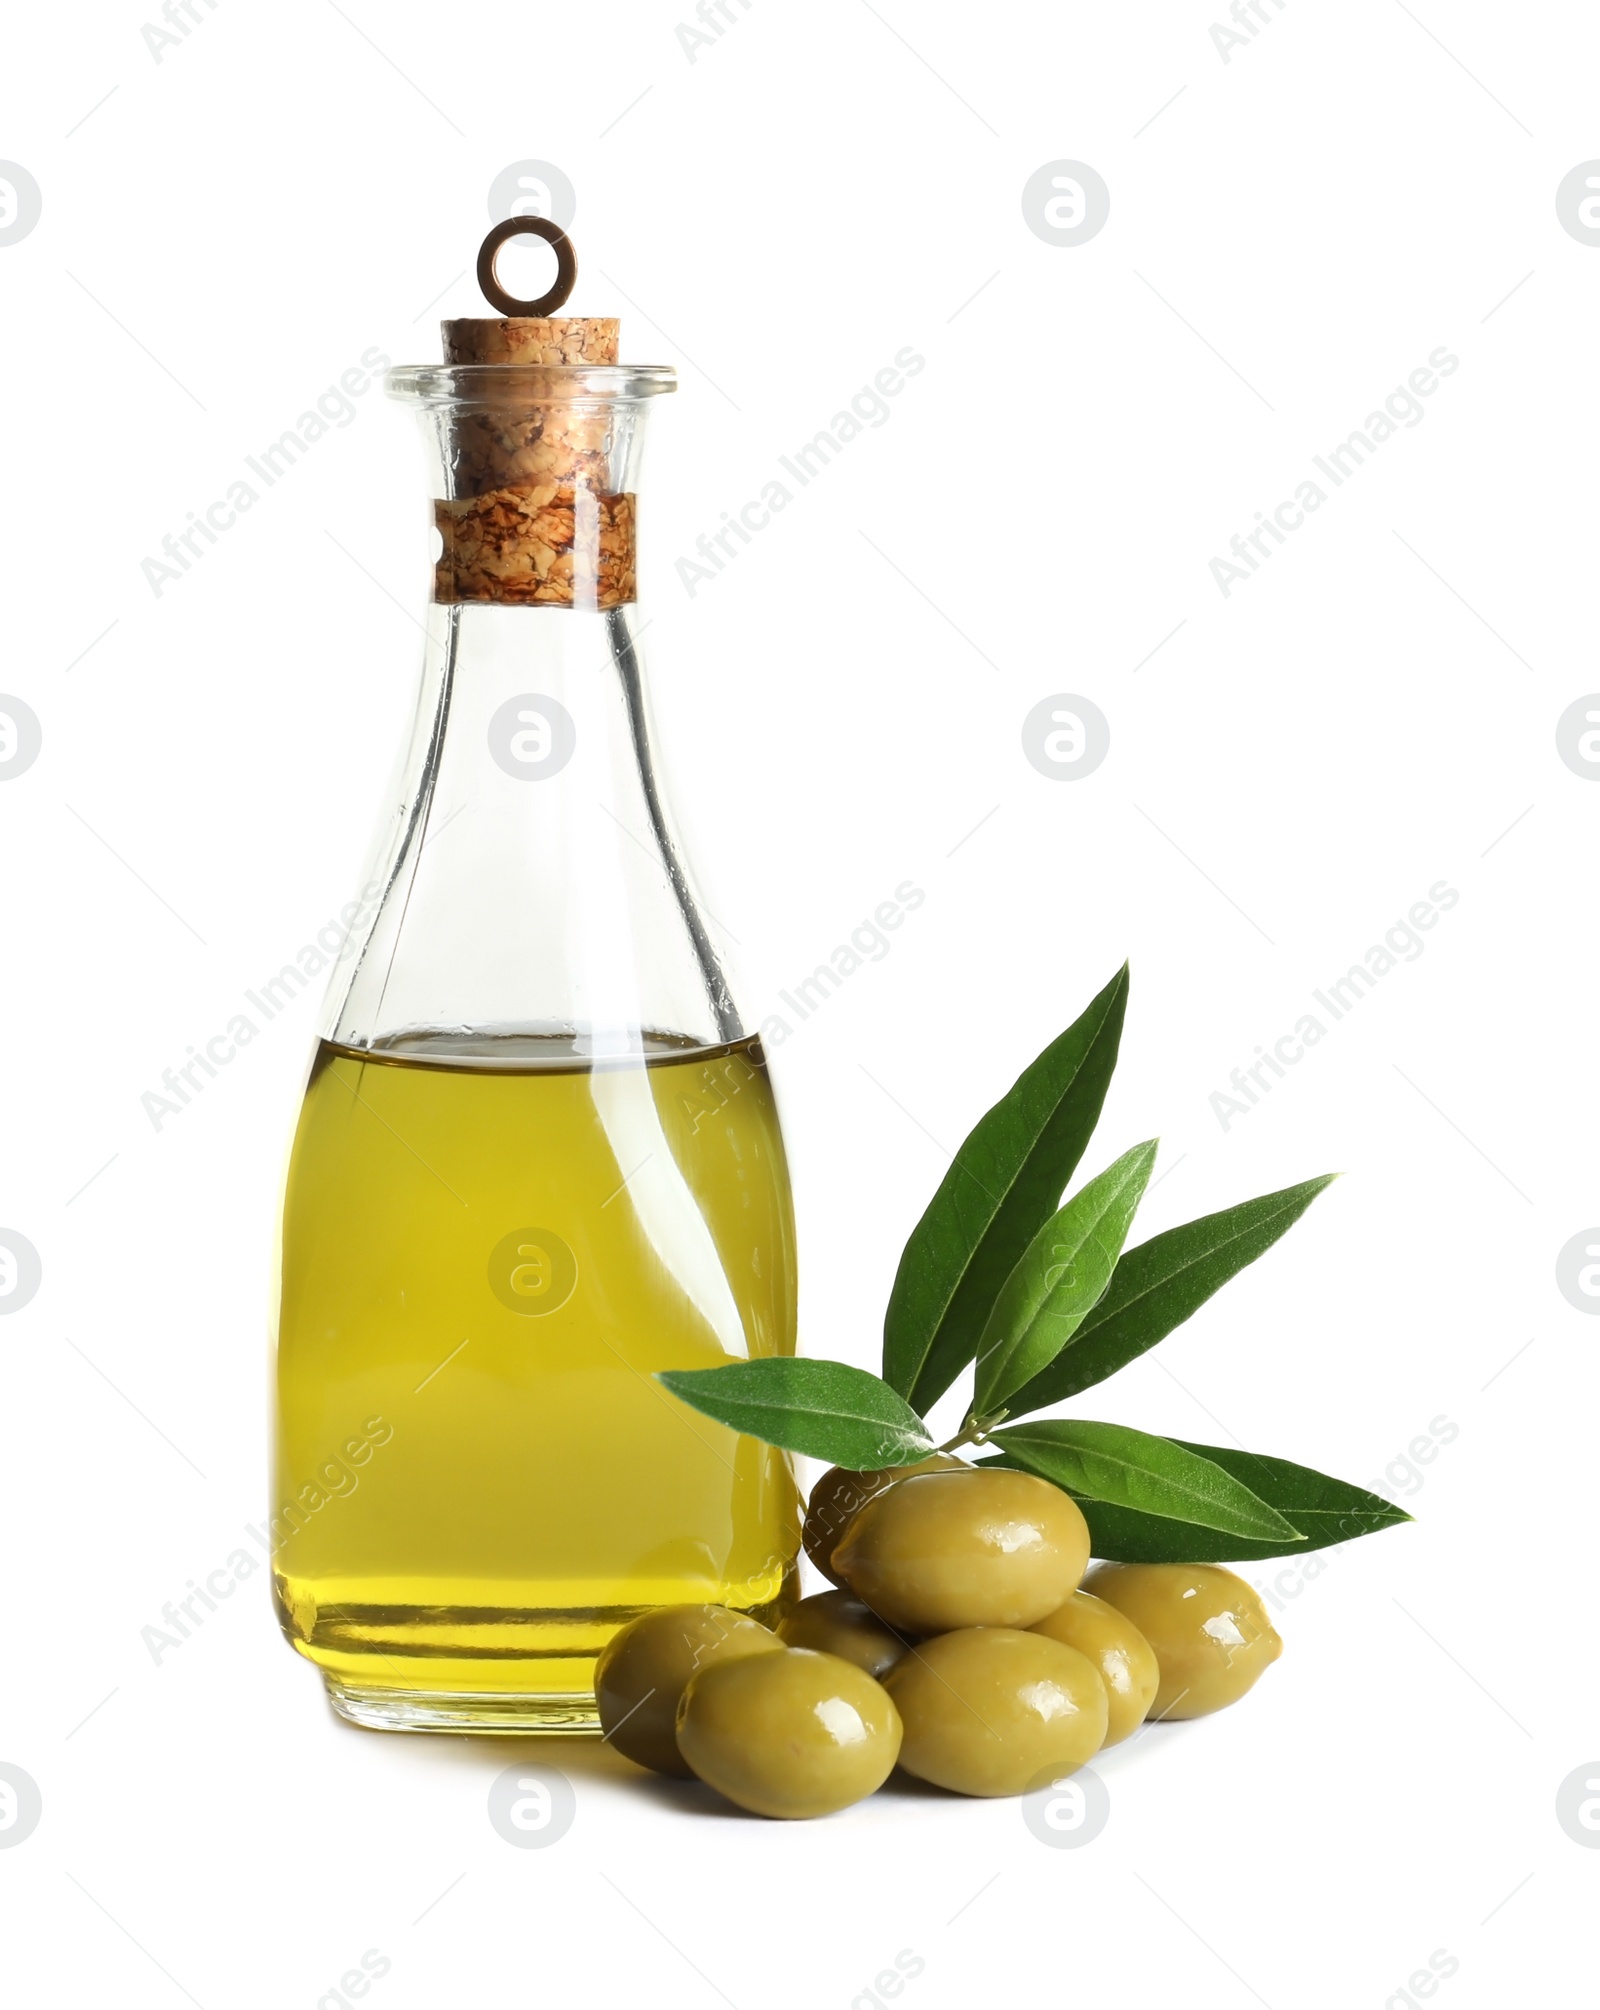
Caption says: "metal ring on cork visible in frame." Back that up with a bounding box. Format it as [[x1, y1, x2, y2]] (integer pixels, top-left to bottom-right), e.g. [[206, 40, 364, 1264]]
[[476, 215, 578, 317]]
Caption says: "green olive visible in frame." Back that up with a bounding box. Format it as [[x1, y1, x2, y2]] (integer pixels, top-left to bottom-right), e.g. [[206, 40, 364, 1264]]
[[1082, 1562, 1282, 1719], [1029, 1590, 1160, 1746], [594, 1604, 781, 1776], [832, 1467, 1090, 1633], [883, 1628, 1108, 1797], [676, 1647, 902, 1818], [801, 1454, 968, 1585], [776, 1589, 909, 1680]]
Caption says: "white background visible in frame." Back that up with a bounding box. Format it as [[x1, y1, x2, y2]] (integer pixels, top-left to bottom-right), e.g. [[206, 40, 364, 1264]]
[[2, 1, 1596, 2003]]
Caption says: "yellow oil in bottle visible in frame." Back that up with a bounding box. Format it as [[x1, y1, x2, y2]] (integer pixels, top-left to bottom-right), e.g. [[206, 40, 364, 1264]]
[[272, 1030, 800, 1731]]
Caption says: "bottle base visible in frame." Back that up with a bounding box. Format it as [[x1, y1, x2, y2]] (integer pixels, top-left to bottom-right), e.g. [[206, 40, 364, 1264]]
[[325, 1677, 602, 1736], [279, 1572, 800, 1735]]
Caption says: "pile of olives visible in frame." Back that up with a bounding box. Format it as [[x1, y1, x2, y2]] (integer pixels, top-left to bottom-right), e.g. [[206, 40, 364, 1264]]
[[595, 1463, 1283, 1819]]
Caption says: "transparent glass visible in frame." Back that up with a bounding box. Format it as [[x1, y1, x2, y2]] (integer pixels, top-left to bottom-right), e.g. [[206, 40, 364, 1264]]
[[271, 363, 801, 1732]]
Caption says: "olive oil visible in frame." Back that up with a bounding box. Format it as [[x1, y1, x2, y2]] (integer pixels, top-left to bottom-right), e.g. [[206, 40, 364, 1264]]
[[273, 1031, 800, 1731], [274, 266, 796, 1730]]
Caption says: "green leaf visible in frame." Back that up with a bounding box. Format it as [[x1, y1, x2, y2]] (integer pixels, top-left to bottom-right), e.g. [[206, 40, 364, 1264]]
[[1002, 1175, 1338, 1418], [883, 964, 1129, 1413], [982, 1437, 1411, 1562], [971, 1140, 1158, 1417], [656, 1358, 935, 1469], [989, 1419, 1302, 1544]]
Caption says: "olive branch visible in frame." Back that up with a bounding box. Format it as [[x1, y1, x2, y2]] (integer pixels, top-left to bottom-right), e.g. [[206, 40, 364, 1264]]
[[659, 965, 1411, 1564]]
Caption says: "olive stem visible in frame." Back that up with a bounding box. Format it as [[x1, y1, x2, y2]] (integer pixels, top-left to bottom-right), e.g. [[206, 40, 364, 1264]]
[[937, 1410, 1008, 1455]]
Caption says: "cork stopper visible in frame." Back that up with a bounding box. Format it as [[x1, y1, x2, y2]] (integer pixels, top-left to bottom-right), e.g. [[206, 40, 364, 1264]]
[[442, 317, 619, 366], [429, 218, 641, 611]]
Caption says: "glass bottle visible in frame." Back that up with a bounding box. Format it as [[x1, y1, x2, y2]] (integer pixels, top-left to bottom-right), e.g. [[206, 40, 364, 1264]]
[[271, 239, 801, 1732]]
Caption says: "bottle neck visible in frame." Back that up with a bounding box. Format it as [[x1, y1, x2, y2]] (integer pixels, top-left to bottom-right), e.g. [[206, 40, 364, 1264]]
[[326, 600, 741, 1063]]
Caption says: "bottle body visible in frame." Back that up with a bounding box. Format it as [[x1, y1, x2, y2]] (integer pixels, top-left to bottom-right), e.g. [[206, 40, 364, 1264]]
[[271, 361, 801, 1730], [275, 1031, 797, 1730]]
